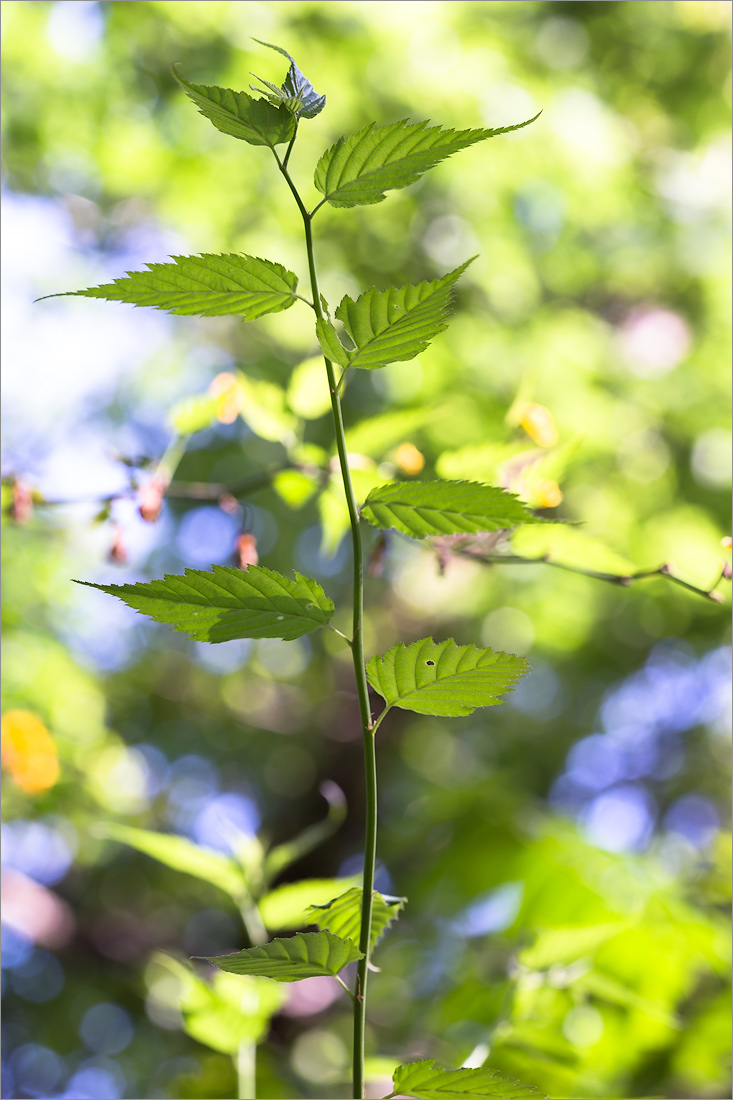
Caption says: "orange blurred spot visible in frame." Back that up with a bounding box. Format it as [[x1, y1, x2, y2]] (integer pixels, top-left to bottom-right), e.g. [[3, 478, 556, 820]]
[[533, 479, 564, 508], [1, 710, 60, 793], [10, 478, 34, 523], [138, 476, 165, 522], [236, 533, 259, 570], [722, 536, 732, 551], [209, 372, 242, 424], [393, 442, 425, 475], [520, 403, 558, 448], [107, 523, 128, 565]]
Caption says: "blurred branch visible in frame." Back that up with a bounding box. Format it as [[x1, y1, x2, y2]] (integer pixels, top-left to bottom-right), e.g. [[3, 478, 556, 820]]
[[466, 552, 730, 604]]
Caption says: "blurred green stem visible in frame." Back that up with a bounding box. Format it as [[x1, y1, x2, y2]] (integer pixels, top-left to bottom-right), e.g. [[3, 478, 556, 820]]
[[274, 144, 376, 1100], [236, 1038, 256, 1100]]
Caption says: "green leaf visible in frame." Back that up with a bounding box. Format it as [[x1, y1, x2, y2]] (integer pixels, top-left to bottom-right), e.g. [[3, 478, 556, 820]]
[[307, 887, 406, 950], [367, 637, 528, 718], [258, 877, 360, 931], [316, 316, 351, 369], [389, 1060, 545, 1099], [150, 954, 285, 1054], [361, 480, 542, 539], [510, 524, 635, 576], [251, 40, 326, 119], [49, 254, 300, 320], [344, 408, 441, 459], [314, 115, 540, 208], [77, 565, 334, 642], [168, 393, 218, 435], [98, 823, 246, 900], [235, 372, 296, 444], [202, 930, 363, 982], [320, 261, 473, 371], [173, 66, 295, 146]]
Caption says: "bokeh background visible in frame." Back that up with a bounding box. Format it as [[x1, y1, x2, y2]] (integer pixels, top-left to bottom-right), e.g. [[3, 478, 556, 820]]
[[1, 2, 731, 1098]]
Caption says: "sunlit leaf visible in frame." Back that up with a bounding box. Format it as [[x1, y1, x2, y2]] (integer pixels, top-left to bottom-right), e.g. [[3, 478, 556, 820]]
[[307, 887, 406, 950], [259, 877, 360, 931], [47, 254, 300, 320], [150, 954, 285, 1054], [367, 637, 528, 718], [388, 1060, 546, 1099], [236, 371, 297, 444], [173, 66, 295, 146], [203, 930, 363, 982], [314, 115, 540, 208], [99, 823, 246, 899], [361, 480, 542, 538], [318, 261, 473, 371], [78, 565, 334, 642], [344, 408, 441, 458]]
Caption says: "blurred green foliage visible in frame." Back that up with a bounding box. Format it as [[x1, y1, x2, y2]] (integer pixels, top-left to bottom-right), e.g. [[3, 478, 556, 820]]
[[1, 2, 730, 1099]]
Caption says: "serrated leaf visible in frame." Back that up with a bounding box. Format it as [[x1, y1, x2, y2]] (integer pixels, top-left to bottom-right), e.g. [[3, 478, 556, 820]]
[[203, 930, 363, 982], [49, 254, 299, 320], [77, 565, 334, 642], [389, 1060, 545, 1099], [315, 115, 540, 208], [362, 480, 542, 539], [99, 824, 246, 900], [510, 524, 635, 576], [367, 638, 528, 718], [173, 66, 295, 146], [316, 316, 351, 368], [258, 877, 360, 931], [307, 887, 406, 951], [252, 40, 326, 119], [320, 261, 473, 371]]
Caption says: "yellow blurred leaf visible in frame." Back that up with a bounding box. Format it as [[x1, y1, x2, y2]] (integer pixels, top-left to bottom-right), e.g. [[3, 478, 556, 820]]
[[1, 710, 60, 793]]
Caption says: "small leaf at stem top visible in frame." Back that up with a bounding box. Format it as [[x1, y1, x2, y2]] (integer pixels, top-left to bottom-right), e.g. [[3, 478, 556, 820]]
[[251, 39, 326, 119]]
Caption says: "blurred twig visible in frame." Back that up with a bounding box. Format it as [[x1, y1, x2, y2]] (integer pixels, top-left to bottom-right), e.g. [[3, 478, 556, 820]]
[[464, 551, 730, 604]]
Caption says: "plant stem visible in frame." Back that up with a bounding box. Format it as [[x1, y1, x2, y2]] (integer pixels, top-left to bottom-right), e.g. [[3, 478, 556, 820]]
[[236, 1038, 256, 1100], [274, 148, 376, 1100]]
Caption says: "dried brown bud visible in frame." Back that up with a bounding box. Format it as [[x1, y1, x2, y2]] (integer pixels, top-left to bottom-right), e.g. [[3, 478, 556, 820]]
[[236, 533, 259, 570], [10, 479, 33, 524], [218, 493, 241, 516], [138, 477, 165, 523], [108, 525, 128, 565]]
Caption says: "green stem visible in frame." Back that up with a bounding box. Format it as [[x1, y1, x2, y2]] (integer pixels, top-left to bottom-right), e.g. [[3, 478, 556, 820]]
[[236, 1037, 256, 1099], [274, 147, 376, 1100]]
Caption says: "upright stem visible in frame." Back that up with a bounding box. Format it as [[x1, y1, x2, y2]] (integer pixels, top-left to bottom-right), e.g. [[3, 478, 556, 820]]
[[274, 149, 376, 1100], [236, 1038, 256, 1100]]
